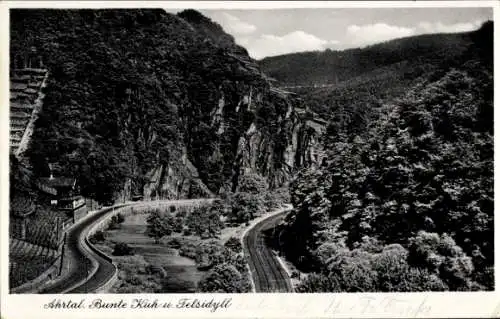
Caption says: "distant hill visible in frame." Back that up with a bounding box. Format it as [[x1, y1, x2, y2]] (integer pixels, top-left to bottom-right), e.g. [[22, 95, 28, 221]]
[[259, 27, 483, 88], [261, 22, 492, 127]]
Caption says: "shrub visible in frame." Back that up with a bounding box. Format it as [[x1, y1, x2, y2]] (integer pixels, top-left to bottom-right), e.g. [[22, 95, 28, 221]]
[[326, 249, 377, 292], [115, 213, 125, 224], [108, 213, 126, 230], [197, 264, 247, 293], [394, 267, 448, 291], [315, 242, 348, 266], [408, 231, 475, 289], [296, 273, 338, 292], [113, 242, 134, 256], [262, 187, 291, 210], [167, 238, 182, 249], [439, 255, 474, 290], [224, 237, 242, 253], [125, 275, 142, 286], [237, 174, 268, 194], [474, 266, 494, 290], [183, 227, 192, 236], [173, 216, 184, 233], [372, 244, 410, 291], [353, 236, 384, 254], [227, 192, 264, 223], [179, 243, 198, 260], [146, 210, 173, 243], [89, 230, 106, 244], [186, 205, 223, 238], [145, 264, 168, 278], [224, 251, 248, 274], [194, 241, 225, 269]]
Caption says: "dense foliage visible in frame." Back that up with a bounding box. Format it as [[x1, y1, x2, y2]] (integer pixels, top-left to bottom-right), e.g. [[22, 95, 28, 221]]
[[259, 31, 474, 87], [144, 174, 286, 241], [146, 210, 174, 243], [113, 242, 134, 256], [11, 9, 290, 204], [279, 22, 493, 291]]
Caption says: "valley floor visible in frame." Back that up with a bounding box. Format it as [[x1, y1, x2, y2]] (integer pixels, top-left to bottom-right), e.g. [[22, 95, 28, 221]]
[[95, 214, 205, 293], [95, 204, 294, 293]]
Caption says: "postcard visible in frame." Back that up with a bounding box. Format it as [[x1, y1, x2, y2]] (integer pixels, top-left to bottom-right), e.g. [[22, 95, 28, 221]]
[[1, 1, 499, 318]]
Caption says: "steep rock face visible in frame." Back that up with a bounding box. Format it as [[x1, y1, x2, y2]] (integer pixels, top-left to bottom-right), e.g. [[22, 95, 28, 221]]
[[142, 81, 324, 199], [233, 93, 325, 189], [11, 9, 324, 203], [142, 148, 214, 200]]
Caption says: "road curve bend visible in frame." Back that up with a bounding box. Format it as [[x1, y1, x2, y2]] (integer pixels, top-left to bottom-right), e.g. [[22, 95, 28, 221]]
[[243, 206, 294, 292], [40, 199, 213, 294]]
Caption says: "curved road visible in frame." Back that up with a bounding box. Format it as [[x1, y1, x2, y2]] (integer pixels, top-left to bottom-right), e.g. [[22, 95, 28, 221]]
[[39, 205, 126, 293], [39, 199, 212, 294], [36, 198, 289, 293], [243, 207, 293, 292]]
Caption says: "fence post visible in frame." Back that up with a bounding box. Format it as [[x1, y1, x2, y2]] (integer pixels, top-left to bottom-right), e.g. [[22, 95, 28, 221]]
[[56, 217, 61, 242], [58, 232, 66, 276]]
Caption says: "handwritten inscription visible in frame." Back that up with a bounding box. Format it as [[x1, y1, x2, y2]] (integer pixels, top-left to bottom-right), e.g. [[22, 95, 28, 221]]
[[324, 296, 432, 317], [43, 298, 232, 313]]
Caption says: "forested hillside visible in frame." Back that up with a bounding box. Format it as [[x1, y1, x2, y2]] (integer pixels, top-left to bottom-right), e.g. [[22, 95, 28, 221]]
[[10, 9, 316, 204], [259, 31, 475, 87], [275, 21, 493, 291]]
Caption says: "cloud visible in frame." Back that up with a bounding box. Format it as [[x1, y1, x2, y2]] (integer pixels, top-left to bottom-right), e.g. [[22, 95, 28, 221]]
[[417, 20, 483, 34], [346, 23, 415, 47], [217, 12, 257, 35], [242, 31, 339, 59], [345, 20, 485, 48]]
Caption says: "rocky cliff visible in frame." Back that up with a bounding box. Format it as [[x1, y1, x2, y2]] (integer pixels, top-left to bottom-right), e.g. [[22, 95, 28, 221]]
[[10, 9, 324, 203]]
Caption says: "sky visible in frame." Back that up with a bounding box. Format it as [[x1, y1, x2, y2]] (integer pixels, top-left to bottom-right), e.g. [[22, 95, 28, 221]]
[[167, 7, 492, 59]]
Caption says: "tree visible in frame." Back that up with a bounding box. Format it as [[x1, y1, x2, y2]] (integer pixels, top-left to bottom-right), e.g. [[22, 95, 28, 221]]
[[228, 192, 263, 223], [237, 174, 268, 194], [224, 237, 242, 253], [186, 205, 224, 238], [89, 230, 106, 244], [108, 213, 126, 230], [194, 241, 225, 269], [113, 242, 134, 256], [146, 210, 172, 244], [296, 273, 337, 293], [197, 264, 247, 293], [408, 231, 475, 290]]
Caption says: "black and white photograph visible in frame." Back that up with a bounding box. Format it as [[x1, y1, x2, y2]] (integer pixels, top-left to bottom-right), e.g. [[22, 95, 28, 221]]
[[6, 2, 494, 298]]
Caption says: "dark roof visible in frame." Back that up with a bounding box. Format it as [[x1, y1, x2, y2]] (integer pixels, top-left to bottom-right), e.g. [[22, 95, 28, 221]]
[[38, 177, 76, 189]]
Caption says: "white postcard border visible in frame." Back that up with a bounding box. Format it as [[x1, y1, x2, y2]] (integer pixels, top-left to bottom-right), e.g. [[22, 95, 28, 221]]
[[1, 1, 499, 318]]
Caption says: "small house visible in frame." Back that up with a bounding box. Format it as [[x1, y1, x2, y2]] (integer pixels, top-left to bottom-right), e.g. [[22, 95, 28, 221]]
[[36, 175, 86, 221]]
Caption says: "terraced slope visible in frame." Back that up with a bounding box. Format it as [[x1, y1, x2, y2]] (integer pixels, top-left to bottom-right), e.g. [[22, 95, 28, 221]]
[[9, 238, 60, 289], [10, 68, 48, 157]]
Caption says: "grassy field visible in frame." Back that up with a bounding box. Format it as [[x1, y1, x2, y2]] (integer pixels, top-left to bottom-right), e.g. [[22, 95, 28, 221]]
[[95, 204, 290, 293], [96, 214, 205, 293]]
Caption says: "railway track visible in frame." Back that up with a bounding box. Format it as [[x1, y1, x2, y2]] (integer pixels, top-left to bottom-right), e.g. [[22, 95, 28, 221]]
[[243, 208, 293, 292], [22, 198, 286, 293]]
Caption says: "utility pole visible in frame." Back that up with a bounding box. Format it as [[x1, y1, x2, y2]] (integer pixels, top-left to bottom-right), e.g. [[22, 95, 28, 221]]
[[58, 232, 66, 276]]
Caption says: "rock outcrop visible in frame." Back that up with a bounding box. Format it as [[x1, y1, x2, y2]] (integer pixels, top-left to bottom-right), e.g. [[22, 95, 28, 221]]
[[10, 9, 326, 203]]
